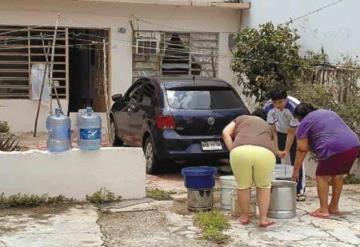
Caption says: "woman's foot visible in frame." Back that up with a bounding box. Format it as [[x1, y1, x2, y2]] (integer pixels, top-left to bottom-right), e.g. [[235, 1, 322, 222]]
[[328, 203, 342, 215], [238, 215, 251, 225], [328, 207, 342, 216], [258, 220, 275, 228], [309, 209, 330, 219]]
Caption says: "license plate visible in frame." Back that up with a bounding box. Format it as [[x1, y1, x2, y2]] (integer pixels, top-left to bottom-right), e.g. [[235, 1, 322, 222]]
[[201, 141, 222, 151]]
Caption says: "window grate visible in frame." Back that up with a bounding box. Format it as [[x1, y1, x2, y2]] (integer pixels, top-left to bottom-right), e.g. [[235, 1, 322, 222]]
[[0, 25, 67, 99], [132, 31, 219, 81]]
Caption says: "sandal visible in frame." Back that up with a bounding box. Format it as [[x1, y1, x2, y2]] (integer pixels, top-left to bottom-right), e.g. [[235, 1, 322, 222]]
[[238, 218, 251, 225], [310, 210, 330, 219], [296, 194, 306, 202], [258, 221, 275, 228]]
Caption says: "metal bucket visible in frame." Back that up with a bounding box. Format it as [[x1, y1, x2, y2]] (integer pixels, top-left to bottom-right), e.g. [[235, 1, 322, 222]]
[[187, 188, 213, 211], [220, 176, 237, 210], [268, 180, 297, 219], [230, 189, 257, 217]]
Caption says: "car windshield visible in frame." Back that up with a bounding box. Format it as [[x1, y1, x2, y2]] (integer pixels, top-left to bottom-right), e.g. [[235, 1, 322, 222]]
[[166, 88, 243, 110]]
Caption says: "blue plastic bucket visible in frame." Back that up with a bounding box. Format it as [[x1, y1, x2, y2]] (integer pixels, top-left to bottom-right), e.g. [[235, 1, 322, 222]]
[[181, 166, 217, 189]]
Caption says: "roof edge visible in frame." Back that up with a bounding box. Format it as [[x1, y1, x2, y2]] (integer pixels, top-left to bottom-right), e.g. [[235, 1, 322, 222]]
[[74, 0, 251, 9]]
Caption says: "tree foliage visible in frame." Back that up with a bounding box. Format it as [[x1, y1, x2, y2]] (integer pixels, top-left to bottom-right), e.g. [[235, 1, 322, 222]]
[[231, 22, 304, 102], [231, 22, 360, 137]]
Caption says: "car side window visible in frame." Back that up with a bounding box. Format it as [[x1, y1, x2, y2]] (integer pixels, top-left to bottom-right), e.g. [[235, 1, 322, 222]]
[[124, 84, 142, 104], [140, 83, 155, 106]]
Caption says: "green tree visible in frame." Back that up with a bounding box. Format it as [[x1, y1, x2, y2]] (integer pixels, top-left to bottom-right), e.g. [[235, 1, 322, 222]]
[[231, 22, 304, 102]]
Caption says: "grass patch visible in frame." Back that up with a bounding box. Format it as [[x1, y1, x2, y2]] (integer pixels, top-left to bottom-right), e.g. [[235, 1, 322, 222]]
[[344, 174, 360, 184], [86, 188, 122, 205], [194, 211, 230, 244], [146, 188, 175, 201], [0, 193, 73, 208]]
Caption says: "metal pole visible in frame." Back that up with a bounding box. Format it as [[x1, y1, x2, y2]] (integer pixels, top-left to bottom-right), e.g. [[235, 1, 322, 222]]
[[103, 39, 111, 143], [49, 14, 62, 114], [33, 33, 50, 137]]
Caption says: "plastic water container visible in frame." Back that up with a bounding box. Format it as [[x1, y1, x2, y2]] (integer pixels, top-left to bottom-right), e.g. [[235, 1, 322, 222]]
[[78, 107, 102, 151], [77, 108, 87, 125], [46, 108, 71, 152], [273, 163, 293, 180], [219, 175, 237, 210], [181, 166, 217, 189]]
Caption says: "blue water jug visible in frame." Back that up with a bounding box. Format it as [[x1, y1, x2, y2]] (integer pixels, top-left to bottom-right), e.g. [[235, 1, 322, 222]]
[[78, 107, 102, 151], [46, 108, 71, 152]]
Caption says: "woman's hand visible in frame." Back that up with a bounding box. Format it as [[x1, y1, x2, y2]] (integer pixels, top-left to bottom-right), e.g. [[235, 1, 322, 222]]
[[292, 169, 300, 182], [277, 150, 287, 159]]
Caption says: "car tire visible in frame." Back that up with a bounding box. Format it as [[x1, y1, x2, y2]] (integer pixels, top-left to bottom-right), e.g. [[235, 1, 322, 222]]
[[143, 137, 162, 174], [110, 119, 123, 146]]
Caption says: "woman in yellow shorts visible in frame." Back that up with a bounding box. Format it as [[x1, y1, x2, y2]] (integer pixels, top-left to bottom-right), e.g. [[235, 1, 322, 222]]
[[222, 109, 277, 227]]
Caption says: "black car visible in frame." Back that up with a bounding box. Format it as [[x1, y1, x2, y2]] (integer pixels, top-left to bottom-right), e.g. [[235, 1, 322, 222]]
[[109, 76, 248, 174]]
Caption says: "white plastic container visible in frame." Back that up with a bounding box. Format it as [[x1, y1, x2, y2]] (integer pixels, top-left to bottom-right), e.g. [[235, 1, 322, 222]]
[[219, 175, 237, 210], [231, 189, 257, 217], [273, 163, 293, 180]]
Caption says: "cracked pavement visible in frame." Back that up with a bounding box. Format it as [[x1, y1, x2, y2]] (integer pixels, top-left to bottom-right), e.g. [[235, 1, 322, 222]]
[[0, 179, 359, 246]]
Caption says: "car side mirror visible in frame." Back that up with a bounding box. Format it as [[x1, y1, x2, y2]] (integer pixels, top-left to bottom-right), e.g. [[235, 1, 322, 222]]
[[128, 98, 139, 112], [112, 94, 123, 102]]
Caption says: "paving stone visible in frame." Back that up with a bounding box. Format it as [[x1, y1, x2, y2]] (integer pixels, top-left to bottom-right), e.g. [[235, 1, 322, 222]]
[[0, 205, 102, 247], [0, 182, 359, 247], [187, 226, 200, 232]]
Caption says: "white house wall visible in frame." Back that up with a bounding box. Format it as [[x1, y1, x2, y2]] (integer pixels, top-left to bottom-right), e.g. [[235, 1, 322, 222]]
[[241, 0, 360, 62], [0, 147, 146, 200], [0, 0, 240, 132], [0, 99, 68, 133]]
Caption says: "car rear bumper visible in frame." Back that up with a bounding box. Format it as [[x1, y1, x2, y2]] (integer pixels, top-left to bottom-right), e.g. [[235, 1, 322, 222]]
[[153, 130, 229, 160]]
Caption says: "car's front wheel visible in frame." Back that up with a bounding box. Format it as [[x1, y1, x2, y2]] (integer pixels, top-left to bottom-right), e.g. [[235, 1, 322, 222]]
[[143, 137, 162, 174]]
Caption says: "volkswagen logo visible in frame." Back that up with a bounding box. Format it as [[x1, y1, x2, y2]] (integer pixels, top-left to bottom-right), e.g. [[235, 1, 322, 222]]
[[207, 117, 215, 126]]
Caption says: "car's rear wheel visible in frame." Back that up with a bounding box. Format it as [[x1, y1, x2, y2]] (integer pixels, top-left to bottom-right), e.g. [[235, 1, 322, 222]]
[[110, 119, 123, 146], [143, 137, 162, 174]]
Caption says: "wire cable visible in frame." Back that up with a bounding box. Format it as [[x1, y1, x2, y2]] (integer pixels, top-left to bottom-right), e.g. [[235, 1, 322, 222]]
[[283, 0, 346, 25]]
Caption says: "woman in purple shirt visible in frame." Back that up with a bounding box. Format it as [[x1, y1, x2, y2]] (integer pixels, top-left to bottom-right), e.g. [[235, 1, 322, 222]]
[[292, 103, 359, 219]]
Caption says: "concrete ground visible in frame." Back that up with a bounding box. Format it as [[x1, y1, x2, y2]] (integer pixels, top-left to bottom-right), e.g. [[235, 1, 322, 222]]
[[0, 172, 359, 247]]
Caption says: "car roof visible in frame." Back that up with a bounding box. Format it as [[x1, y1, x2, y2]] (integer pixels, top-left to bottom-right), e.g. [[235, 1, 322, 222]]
[[148, 76, 232, 89]]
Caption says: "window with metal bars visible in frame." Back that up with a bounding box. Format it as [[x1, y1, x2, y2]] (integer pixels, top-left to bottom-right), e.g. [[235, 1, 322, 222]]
[[132, 31, 218, 81], [0, 25, 67, 99]]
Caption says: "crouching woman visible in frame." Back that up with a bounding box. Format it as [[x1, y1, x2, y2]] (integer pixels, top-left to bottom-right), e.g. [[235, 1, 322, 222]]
[[222, 109, 277, 227], [292, 103, 360, 218]]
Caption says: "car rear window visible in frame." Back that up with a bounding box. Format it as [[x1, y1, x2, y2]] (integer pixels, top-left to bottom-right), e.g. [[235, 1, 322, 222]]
[[166, 88, 244, 110]]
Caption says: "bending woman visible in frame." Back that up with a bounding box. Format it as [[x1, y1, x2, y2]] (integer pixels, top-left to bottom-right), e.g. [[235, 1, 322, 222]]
[[292, 103, 360, 218], [222, 109, 276, 227]]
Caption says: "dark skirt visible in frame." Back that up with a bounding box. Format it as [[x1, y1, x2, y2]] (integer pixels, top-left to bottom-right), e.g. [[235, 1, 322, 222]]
[[316, 147, 359, 176]]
